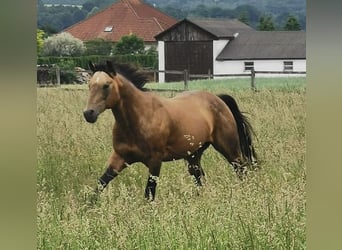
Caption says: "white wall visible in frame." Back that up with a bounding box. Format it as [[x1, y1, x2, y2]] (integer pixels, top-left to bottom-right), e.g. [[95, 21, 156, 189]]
[[213, 40, 229, 75], [293, 60, 306, 72], [214, 59, 306, 78], [157, 41, 165, 82]]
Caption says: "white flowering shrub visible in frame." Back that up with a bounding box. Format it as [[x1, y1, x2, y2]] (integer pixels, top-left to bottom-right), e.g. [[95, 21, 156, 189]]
[[42, 32, 85, 56]]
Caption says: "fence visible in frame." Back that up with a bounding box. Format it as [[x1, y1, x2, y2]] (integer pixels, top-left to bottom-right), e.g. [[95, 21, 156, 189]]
[[37, 66, 306, 90], [37, 65, 61, 87], [146, 69, 306, 91], [37, 65, 91, 87]]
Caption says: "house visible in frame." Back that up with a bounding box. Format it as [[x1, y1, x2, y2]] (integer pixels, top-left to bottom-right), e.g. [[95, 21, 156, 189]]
[[155, 18, 306, 82], [215, 31, 306, 78], [64, 0, 177, 48]]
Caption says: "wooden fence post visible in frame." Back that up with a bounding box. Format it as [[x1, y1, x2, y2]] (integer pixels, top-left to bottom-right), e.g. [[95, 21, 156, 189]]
[[251, 68, 256, 91], [208, 68, 211, 80], [56, 66, 61, 87], [184, 69, 189, 90], [153, 70, 157, 83]]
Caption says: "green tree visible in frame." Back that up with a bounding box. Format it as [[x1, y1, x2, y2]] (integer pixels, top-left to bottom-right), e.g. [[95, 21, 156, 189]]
[[193, 4, 210, 17], [112, 34, 145, 55], [283, 15, 301, 30], [257, 15, 276, 31], [84, 38, 113, 55], [238, 11, 249, 25], [37, 29, 46, 56], [161, 5, 188, 20], [234, 5, 261, 25]]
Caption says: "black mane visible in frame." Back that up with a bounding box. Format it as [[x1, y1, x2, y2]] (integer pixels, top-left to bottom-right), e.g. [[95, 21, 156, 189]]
[[89, 60, 149, 90]]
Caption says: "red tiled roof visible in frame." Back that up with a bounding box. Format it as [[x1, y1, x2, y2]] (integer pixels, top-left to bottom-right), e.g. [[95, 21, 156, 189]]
[[64, 0, 177, 42]]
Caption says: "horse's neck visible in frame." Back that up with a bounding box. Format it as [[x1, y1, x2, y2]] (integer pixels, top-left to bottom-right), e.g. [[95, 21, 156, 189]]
[[112, 79, 147, 128]]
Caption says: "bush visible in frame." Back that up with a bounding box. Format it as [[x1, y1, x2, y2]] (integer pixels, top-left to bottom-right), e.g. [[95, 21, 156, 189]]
[[42, 32, 85, 56], [112, 34, 145, 55], [38, 55, 158, 70], [60, 70, 78, 84], [84, 38, 113, 55]]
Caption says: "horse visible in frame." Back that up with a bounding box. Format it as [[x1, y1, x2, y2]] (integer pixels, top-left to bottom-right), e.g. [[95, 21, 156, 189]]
[[83, 60, 257, 201]]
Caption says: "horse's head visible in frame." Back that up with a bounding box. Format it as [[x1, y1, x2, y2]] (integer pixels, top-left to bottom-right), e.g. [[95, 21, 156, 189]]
[[83, 61, 122, 123]]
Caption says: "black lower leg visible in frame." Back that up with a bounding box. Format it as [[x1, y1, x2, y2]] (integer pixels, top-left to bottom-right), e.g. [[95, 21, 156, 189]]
[[232, 161, 247, 180], [97, 167, 118, 191], [145, 175, 158, 201], [188, 165, 204, 186]]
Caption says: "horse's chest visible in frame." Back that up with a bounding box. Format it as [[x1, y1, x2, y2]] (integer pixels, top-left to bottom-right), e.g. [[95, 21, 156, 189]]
[[113, 141, 145, 161], [113, 132, 150, 162]]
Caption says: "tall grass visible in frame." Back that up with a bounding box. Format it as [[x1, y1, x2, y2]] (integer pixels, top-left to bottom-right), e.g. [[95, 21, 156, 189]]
[[37, 77, 306, 249]]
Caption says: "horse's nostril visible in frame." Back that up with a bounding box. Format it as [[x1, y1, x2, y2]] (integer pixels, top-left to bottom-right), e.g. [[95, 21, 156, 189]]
[[84, 109, 94, 116], [83, 109, 97, 123]]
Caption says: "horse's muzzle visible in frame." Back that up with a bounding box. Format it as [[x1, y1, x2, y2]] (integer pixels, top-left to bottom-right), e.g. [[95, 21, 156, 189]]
[[83, 109, 98, 123]]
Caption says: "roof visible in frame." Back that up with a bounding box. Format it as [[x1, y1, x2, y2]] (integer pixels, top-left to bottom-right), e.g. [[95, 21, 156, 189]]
[[189, 19, 254, 38], [64, 0, 177, 42], [217, 31, 306, 60], [155, 18, 254, 40]]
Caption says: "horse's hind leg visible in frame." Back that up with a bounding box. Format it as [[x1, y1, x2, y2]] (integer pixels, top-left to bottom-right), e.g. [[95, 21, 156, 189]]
[[187, 156, 205, 186], [212, 135, 247, 180], [231, 159, 247, 180], [186, 143, 209, 186]]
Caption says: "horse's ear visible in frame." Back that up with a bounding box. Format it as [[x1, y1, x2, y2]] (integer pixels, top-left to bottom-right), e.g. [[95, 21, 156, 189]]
[[88, 61, 96, 73], [106, 60, 116, 76]]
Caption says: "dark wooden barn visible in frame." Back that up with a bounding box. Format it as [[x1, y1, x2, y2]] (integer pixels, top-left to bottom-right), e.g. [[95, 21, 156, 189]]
[[155, 18, 254, 82]]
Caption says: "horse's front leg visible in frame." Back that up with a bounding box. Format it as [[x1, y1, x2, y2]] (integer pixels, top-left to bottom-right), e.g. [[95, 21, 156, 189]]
[[97, 151, 127, 192], [144, 160, 161, 201]]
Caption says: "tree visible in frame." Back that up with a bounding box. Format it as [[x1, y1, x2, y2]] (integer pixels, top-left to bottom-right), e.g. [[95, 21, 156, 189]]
[[82, 1, 96, 12], [161, 5, 188, 20], [42, 32, 85, 56], [37, 29, 46, 56], [193, 4, 210, 17], [38, 4, 87, 33], [234, 5, 261, 26], [87, 6, 100, 18], [84, 38, 113, 55], [238, 11, 249, 25], [112, 34, 145, 55], [257, 15, 276, 31], [283, 15, 301, 30]]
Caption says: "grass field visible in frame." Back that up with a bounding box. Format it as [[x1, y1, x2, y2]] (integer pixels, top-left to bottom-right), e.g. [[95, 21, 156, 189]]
[[37, 77, 306, 249]]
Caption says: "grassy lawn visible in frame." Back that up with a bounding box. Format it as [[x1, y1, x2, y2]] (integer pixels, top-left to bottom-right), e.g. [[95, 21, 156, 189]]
[[37, 77, 306, 249]]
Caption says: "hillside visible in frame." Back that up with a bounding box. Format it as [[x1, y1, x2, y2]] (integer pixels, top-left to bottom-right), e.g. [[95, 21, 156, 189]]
[[38, 0, 306, 32], [41, 0, 305, 14], [42, 0, 85, 4]]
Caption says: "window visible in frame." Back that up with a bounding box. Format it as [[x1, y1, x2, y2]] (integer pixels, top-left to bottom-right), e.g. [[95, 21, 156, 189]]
[[104, 26, 113, 32], [244, 61, 254, 71], [284, 61, 293, 71]]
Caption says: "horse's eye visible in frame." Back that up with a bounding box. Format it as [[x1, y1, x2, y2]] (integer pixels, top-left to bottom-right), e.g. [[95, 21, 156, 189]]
[[103, 84, 109, 90]]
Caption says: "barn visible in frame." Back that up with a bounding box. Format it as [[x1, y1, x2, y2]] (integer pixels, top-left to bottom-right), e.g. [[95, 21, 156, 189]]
[[155, 18, 306, 82]]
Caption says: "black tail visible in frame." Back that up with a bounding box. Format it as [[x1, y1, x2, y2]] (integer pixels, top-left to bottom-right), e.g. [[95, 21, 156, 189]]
[[218, 94, 257, 166]]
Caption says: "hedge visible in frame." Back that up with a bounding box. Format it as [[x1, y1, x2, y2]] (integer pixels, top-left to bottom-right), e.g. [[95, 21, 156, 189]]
[[37, 54, 158, 70]]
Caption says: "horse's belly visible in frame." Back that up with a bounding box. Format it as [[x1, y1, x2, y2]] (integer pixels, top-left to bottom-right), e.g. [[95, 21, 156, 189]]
[[162, 135, 209, 161]]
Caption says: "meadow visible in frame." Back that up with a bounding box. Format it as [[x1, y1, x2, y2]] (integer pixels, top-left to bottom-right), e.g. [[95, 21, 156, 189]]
[[37, 77, 306, 249]]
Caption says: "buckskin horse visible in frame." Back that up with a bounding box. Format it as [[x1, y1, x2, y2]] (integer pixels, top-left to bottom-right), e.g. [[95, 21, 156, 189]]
[[83, 61, 257, 201]]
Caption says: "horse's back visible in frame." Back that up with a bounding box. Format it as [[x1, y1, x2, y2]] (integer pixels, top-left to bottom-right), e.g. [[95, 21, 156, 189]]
[[164, 90, 229, 119], [158, 91, 233, 156], [162, 91, 215, 121]]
